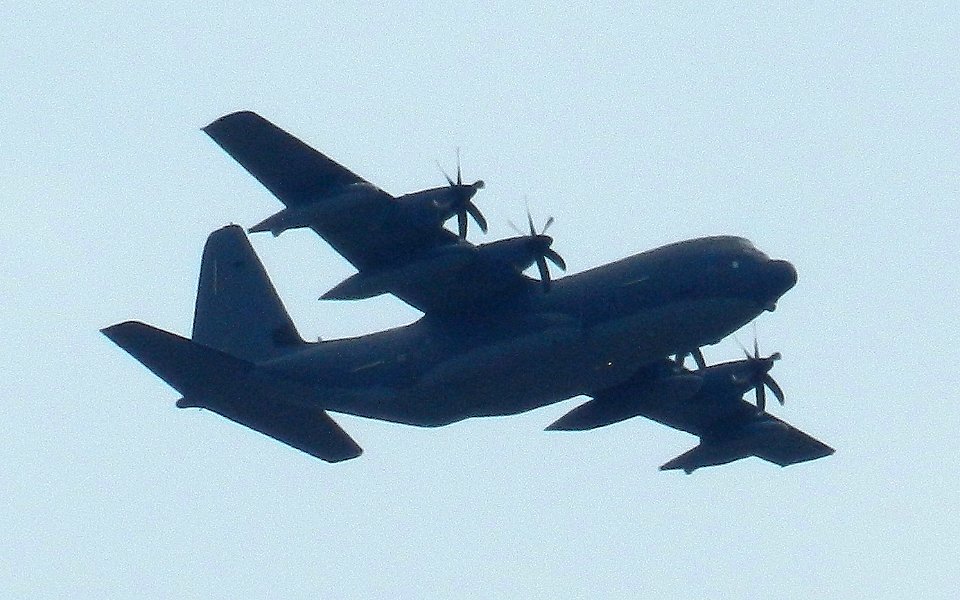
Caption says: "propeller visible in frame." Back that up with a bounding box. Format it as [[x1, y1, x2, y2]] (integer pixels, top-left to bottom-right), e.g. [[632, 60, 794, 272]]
[[509, 210, 566, 292], [438, 149, 486, 239], [735, 337, 785, 412]]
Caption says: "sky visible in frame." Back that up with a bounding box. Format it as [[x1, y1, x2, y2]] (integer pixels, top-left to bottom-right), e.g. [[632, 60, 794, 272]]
[[3, 2, 958, 598]]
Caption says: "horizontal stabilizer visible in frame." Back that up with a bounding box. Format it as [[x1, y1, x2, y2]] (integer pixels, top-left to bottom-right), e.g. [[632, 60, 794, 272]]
[[182, 392, 363, 463], [103, 320, 252, 396], [102, 321, 362, 463]]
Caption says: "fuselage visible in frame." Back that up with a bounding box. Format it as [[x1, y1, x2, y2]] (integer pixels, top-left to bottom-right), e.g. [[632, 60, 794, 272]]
[[262, 235, 797, 426]]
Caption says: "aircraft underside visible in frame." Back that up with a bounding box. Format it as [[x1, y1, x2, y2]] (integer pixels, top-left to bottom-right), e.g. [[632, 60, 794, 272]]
[[316, 296, 765, 426], [103, 111, 833, 472]]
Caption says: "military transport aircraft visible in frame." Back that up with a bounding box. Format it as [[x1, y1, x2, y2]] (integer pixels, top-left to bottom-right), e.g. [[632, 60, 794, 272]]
[[102, 111, 833, 473]]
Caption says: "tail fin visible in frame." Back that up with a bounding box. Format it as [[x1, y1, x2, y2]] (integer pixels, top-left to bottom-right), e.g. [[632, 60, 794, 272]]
[[192, 225, 303, 362]]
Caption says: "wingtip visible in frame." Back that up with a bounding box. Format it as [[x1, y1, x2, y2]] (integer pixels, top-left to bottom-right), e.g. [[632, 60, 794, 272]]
[[657, 463, 695, 474], [327, 446, 364, 463], [543, 419, 578, 432], [202, 110, 262, 134], [101, 320, 146, 342], [658, 458, 693, 473], [100, 322, 122, 336]]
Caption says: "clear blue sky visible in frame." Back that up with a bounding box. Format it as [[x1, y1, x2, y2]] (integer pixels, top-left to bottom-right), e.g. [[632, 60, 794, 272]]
[[3, 3, 958, 598]]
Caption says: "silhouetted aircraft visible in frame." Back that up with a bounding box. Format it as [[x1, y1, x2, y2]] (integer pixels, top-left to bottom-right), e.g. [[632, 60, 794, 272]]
[[102, 111, 833, 472]]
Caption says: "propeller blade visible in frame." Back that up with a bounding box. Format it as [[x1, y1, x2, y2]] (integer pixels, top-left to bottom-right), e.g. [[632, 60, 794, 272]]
[[437, 162, 454, 187], [675, 351, 702, 369], [544, 248, 567, 271], [536, 256, 551, 292], [692, 348, 706, 369], [542, 216, 555, 234], [458, 211, 468, 238], [756, 383, 766, 412], [465, 201, 488, 233], [527, 211, 536, 236], [754, 337, 760, 360], [764, 374, 785, 405], [456, 148, 462, 186]]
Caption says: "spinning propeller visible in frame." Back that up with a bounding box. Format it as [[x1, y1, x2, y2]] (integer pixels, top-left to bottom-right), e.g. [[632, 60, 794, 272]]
[[438, 150, 486, 239], [735, 338, 785, 412], [508, 210, 567, 292]]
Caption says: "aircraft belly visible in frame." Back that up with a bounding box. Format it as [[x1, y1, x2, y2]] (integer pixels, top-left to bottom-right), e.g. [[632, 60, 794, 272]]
[[404, 297, 760, 424], [409, 324, 586, 420]]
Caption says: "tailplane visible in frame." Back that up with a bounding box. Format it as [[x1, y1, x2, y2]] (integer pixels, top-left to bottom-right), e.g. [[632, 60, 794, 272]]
[[192, 225, 304, 362], [102, 321, 362, 462], [102, 226, 362, 463]]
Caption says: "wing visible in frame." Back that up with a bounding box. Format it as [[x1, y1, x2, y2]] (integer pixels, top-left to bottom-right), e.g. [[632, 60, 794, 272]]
[[205, 111, 426, 270], [205, 111, 534, 316], [204, 111, 386, 206], [658, 402, 834, 473], [548, 361, 833, 472], [748, 416, 836, 467]]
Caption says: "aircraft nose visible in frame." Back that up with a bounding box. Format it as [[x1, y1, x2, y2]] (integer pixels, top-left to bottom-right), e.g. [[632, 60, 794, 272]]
[[761, 259, 798, 307]]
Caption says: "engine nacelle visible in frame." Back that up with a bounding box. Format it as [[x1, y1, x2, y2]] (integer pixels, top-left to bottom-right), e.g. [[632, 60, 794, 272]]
[[321, 245, 477, 300], [476, 236, 551, 272], [546, 371, 703, 431], [248, 183, 386, 236], [395, 180, 485, 233]]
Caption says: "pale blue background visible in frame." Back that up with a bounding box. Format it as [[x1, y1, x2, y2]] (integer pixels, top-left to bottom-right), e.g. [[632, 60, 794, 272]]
[[3, 3, 958, 598]]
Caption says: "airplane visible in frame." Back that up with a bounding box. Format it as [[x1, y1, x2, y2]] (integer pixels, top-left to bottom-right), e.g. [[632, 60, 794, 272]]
[[102, 111, 833, 472]]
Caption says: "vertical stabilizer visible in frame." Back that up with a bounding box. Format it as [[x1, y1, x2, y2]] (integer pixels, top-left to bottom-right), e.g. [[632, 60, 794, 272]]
[[192, 225, 303, 362]]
